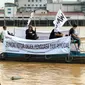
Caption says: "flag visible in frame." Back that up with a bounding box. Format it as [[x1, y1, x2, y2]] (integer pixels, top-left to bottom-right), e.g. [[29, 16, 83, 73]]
[[27, 12, 34, 26], [53, 9, 68, 31]]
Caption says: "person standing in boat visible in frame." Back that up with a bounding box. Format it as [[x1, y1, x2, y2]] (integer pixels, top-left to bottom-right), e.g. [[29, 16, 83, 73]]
[[69, 24, 81, 50], [49, 28, 63, 39], [0, 26, 11, 42], [25, 25, 38, 40]]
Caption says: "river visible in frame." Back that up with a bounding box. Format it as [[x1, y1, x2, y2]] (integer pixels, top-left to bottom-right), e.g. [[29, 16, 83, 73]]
[[0, 61, 85, 85]]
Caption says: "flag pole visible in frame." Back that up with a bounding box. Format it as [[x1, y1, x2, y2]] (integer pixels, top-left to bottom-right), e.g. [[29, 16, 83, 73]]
[[27, 11, 34, 26], [33, 10, 36, 32], [4, 3, 6, 26]]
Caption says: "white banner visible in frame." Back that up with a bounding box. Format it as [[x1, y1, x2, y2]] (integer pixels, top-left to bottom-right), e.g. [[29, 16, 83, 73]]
[[53, 9, 68, 30], [3, 35, 71, 55]]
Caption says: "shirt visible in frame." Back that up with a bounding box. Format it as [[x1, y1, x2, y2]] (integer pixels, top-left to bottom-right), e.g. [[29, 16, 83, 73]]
[[69, 28, 75, 36], [1, 30, 8, 40]]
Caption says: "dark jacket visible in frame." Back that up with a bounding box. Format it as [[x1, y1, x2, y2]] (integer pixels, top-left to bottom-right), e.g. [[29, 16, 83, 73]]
[[49, 29, 55, 39], [26, 29, 38, 40], [49, 29, 63, 39]]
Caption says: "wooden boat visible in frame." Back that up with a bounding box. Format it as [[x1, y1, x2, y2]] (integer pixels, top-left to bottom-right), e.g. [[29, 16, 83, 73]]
[[0, 28, 85, 63]]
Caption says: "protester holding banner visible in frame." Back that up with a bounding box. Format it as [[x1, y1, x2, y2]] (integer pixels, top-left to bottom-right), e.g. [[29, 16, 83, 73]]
[[25, 25, 38, 40], [49, 28, 63, 39], [0, 26, 11, 42], [69, 24, 81, 50]]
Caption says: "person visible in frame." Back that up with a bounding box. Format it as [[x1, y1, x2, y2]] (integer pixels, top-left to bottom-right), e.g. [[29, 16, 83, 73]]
[[69, 24, 80, 50], [25, 25, 39, 40], [49, 28, 63, 39], [0, 26, 10, 42]]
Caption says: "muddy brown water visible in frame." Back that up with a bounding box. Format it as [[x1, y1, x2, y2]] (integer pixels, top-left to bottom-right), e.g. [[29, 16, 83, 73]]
[[0, 61, 85, 85]]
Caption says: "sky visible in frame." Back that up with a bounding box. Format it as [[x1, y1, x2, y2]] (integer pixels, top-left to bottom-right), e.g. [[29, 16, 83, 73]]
[[0, 0, 77, 8]]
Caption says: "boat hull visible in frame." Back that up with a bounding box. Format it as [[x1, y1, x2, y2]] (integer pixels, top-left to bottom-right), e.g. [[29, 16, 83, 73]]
[[0, 51, 85, 63]]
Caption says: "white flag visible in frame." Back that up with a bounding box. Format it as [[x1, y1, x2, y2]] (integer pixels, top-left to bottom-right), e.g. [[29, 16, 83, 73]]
[[27, 12, 34, 25], [53, 9, 68, 31]]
